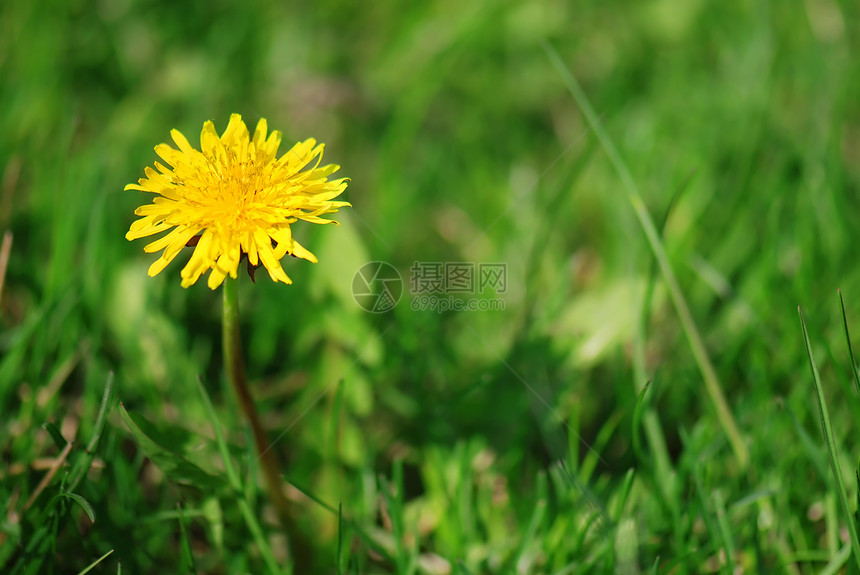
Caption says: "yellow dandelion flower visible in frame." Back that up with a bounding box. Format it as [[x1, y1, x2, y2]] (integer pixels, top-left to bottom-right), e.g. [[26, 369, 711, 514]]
[[125, 114, 350, 289]]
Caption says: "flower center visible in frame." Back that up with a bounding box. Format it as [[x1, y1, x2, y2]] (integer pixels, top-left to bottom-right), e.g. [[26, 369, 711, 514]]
[[203, 153, 272, 232]]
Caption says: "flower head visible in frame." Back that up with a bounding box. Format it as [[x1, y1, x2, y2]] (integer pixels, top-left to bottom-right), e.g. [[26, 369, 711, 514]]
[[125, 114, 349, 289]]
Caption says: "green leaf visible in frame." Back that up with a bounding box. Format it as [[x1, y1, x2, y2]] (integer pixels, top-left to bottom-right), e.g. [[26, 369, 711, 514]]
[[119, 403, 222, 489]]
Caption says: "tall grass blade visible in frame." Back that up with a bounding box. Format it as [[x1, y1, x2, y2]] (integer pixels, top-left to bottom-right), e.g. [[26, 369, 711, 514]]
[[632, 171, 693, 510], [839, 289, 860, 393], [713, 490, 735, 574], [631, 382, 650, 463], [543, 42, 748, 469], [798, 306, 860, 570], [177, 503, 197, 574], [195, 377, 284, 575], [67, 372, 115, 491], [337, 502, 344, 575], [512, 471, 547, 569], [691, 461, 727, 568]]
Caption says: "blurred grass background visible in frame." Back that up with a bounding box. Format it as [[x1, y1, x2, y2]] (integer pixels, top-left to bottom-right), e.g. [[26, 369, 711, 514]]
[[3, 0, 860, 572]]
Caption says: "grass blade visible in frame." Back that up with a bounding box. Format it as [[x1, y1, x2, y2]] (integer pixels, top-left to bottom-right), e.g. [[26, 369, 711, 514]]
[[838, 289, 860, 394], [511, 471, 547, 569], [631, 381, 650, 463], [713, 490, 735, 574], [67, 372, 115, 492], [612, 468, 636, 522], [798, 306, 860, 570], [543, 42, 748, 469], [337, 502, 344, 575], [820, 543, 852, 575], [287, 480, 394, 563], [195, 377, 284, 575], [75, 549, 113, 575], [177, 503, 197, 574], [52, 493, 95, 524], [691, 461, 726, 568], [42, 421, 67, 451], [0, 231, 12, 305]]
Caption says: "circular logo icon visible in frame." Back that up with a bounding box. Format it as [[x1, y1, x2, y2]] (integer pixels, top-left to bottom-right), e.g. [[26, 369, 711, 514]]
[[352, 261, 403, 313]]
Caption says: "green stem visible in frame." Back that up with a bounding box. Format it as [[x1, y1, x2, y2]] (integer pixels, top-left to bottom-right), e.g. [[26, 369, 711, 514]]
[[222, 278, 295, 544]]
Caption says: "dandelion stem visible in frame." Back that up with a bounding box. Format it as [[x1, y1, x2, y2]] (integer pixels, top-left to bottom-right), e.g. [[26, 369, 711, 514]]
[[222, 277, 296, 557]]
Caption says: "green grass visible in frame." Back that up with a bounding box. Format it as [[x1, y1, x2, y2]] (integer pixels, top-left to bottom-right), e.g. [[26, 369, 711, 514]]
[[3, 0, 860, 572]]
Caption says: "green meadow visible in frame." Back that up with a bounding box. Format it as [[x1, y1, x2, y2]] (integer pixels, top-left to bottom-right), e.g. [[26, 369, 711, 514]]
[[3, 0, 860, 572]]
